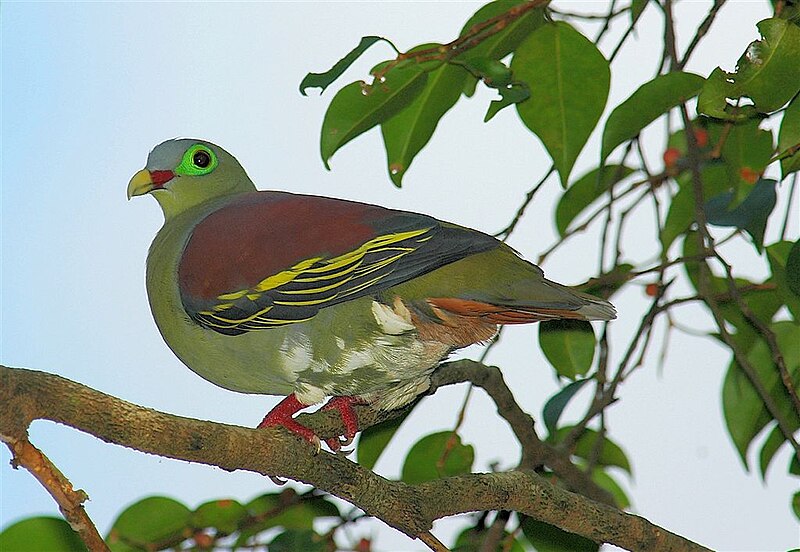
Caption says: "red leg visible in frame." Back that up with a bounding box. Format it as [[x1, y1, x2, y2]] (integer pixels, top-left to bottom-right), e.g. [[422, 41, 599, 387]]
[[321, 396, 365, 451], [257, 394, 320, 448]]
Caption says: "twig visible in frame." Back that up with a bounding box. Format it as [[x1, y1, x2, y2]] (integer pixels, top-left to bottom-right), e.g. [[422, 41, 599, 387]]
[[419, 531, 450, 552], [2, 437, 109, 552], [676, 0, 727, 70], [479, 511, 510, 552], [780, 173, 798, 241], [495, 165, 555, 239]]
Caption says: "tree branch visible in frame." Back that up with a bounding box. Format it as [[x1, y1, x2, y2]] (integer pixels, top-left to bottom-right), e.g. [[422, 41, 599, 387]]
[[1, 365, 710, 551]]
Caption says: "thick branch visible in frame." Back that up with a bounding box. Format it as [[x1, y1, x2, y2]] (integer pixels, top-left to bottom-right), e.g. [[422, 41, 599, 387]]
[[0, 365, 709, 551]]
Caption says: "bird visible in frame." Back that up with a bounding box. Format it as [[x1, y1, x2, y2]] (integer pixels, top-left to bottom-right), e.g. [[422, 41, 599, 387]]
[[128, 138, 616, 451]]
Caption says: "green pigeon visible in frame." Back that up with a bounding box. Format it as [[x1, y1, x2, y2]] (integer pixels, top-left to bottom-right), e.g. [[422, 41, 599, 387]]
[[128, 139, 615, 450]]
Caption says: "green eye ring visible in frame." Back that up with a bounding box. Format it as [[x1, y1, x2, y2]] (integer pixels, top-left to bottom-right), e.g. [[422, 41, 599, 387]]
[[176, 144, 218, 176]]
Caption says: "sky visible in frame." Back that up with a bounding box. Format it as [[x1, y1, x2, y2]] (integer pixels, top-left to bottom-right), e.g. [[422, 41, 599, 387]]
[[1, 1, 798, 551]]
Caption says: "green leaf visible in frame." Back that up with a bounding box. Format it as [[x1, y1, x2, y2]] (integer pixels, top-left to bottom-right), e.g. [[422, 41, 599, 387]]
[[237, 493, 339, 547], [543, 378, 592, 436], [300, 36, 393, 96], [698, 19, 800, 118], [512, 22, 610, 187], [519, 516, 598, 552], [591, 468, 630, 509], [704, 179, 777, 252], [711, 118, 774, 197], [401, 431, 474, 484], [601, 72, 704, 163], [794, 492, 800, 521], [551, 426, 632, 475], [460, 57, 513, 87], [779, 93, 800, 178], [580, 263, 635, 299], [538, 320, 596, 379], [269, 529, 328, 552], [484, 82, 530, 122], [722, 321, 800, 469], [766, 240, 800, 320], [357, 408, 412, 470], [191, 499, 248, 535], [109, 496, 191, 548], [458, 0, 546, 62], [787, 239, 800, 296], [320, 65, 428, 169], [555, 165, 635, 236], [381, 49, 468, 186], [758, 423, 786, 479], [0, 517, 87, 552]]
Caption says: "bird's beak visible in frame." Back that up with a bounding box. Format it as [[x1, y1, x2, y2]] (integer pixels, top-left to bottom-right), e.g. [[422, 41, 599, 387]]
[[127, 169, 154, 199], [127, 169, 175, 199]]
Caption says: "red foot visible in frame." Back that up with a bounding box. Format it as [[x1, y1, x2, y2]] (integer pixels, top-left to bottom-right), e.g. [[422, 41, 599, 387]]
[[321, 396, 365, 451], [258, 394, 320, 449], [257, 394, 366, 452]]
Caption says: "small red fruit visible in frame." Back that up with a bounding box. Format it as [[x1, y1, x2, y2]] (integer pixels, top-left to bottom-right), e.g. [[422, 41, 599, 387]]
[[740, 166, 759, 184], [693, 128, 709, 148], [663, 148, 681, 169], [356, 538, 372, 552], [645, 283, 659, 297]]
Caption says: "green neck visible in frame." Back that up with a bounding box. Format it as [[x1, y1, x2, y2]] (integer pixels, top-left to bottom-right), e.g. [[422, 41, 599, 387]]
[[153, 178, 255, 222]]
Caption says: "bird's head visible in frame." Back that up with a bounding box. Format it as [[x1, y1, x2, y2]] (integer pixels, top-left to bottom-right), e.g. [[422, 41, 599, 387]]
[[127, 139, 256, 220]]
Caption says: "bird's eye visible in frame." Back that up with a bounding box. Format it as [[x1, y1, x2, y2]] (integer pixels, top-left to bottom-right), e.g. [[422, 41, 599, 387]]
[[176, 144, 219, 176], [193, 150, 211, 168]]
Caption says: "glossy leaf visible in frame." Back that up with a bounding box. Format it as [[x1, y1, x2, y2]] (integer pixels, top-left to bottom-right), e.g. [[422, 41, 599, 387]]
[[357, 408, 412, 470], [722, 321, 800, 468], [320, 65, 428, 168], [458, 0, 546, 62], [780, 94, 800, 178], [381, 49, 467, 186], [484, 82, 530, 122], [236, 493, 339, 547], [401, 431, 474, 484], [512, 22, 610, 187], [698, 19, 800, 118], [192, 499, 248, 535], [555, 165, 635, 236], [300, 36, 392, 96], [110, 496, 191, 548], [461, 57, 513, 87], [704, 179, 777, 252], [543, 378, 592, 436], [601, 72, 704, 162], [580, 263, 635, 299], [539, 319, 596, 379], [520, 516, 599, 552], [0, 517, 86, 552]]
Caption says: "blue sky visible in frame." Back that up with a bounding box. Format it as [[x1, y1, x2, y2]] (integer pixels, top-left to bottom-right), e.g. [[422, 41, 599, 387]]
[[2, 2, 797, 550]]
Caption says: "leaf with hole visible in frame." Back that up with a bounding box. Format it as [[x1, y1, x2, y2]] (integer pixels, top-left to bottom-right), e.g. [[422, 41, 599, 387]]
[[512, 22, 610, 187], [320, 65, 428, 169], [300, 36, 394, 96], [381, 47, 468, 187], [484, 82, 530, 122]]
